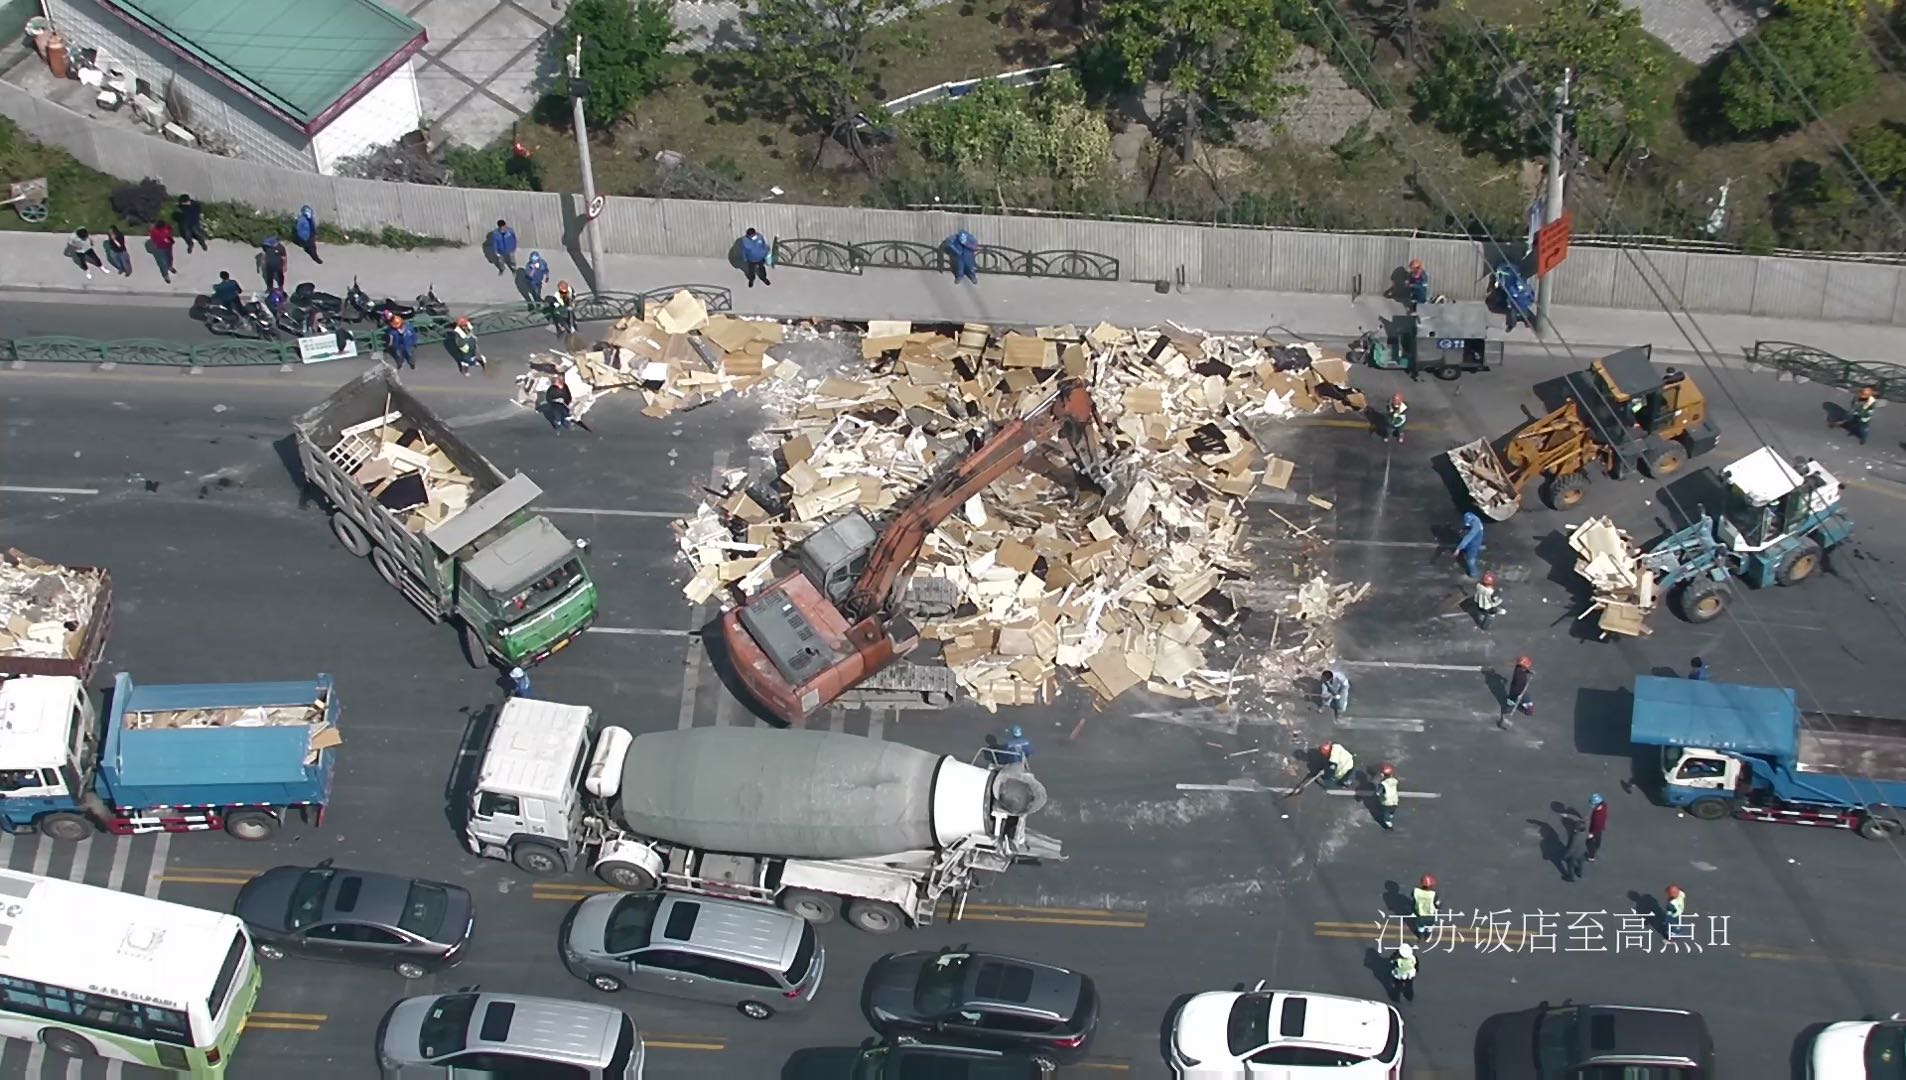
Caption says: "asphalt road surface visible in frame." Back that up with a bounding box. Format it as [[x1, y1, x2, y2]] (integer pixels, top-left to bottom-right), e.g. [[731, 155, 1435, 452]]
[[4, 300, 1906, 1079]]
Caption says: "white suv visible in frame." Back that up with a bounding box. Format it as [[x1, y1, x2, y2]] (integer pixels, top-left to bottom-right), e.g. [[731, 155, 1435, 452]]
[[1169, 984, 1403, 1078]]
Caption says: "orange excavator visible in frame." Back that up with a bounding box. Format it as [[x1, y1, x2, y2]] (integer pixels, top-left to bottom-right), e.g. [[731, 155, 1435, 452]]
[[722, 377, 1114, 725]]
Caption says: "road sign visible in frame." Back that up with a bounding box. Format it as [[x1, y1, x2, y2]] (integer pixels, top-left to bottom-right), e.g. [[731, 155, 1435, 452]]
[[586, 195, 606, 221], [1535, 212, 1573, 277]]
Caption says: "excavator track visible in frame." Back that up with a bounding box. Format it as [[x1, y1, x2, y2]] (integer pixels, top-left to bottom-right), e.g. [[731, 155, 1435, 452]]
[[841, 661, 960, 710]]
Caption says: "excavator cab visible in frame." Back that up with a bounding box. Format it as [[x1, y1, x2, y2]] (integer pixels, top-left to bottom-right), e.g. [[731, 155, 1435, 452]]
[[796, 511, 878, 605]]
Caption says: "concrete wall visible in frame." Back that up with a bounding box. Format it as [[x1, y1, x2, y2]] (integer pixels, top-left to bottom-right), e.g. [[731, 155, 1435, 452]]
[[6, 77, 1905, 325]]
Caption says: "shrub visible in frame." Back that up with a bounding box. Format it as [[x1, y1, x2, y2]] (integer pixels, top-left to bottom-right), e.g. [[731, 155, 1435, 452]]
[[1715, 0, 1876, 135], [108, 177, 169, 224]]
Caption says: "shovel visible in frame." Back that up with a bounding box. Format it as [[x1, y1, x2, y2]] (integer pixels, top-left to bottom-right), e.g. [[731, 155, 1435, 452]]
[[1281, 767, 1327, 800]]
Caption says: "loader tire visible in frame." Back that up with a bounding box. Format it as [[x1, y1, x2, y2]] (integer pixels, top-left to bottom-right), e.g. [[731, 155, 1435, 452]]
[[1542, 472, 1590, 511], [1775, 539, 1822, 586], [1676, 578, 1731, 624], [1641, 443, 1687, 478]]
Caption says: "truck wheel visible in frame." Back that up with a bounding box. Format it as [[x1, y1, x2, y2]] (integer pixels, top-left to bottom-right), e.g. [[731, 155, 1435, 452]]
[[1641, 443, 1687, 478], [511, 842, 564, 876], [1775, 539, 1822, 586], [330, 513, 371, 557], [1675, 578, 1730, 624], [778, 889, 840, 925], [36, 813, 92, 842], [1542, 472, 1589, 511], [39, 1029, 96, 1059], [371, 548, 402, 588], [845, 899, 905, 935], [224, 810, 277, 841], [1687, 798, 1733, 821], [1858, 817, 1902, 840], [460, 622, 489, 669], [596, 862, 657, 891]]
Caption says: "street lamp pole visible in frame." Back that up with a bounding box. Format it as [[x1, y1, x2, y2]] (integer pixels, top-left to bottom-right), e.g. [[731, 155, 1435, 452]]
[[1534, 66, 1571, 336], [567, 35, 607, 293]]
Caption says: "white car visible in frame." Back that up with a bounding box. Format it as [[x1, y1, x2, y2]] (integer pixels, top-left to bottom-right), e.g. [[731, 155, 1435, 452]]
[[1809, 1017, 1904, 1079], [1169, 984, 1403, 1078]]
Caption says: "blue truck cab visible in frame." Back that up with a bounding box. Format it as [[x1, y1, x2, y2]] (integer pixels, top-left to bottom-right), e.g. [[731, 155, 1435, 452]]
[[0, 672, 339, 843], [1631, 675, 1906, 840]]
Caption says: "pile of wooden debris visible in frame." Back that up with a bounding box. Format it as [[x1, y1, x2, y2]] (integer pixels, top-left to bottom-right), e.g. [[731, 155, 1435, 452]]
[[669, 319, 1369, 711], [1568, 515, 1656, 637], [326, 413, 476, 533], [0, 549, 104, 660]]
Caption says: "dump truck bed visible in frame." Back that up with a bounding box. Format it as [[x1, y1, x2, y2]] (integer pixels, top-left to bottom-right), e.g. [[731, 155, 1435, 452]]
[[100, 672, 341, 807], [1796, 712, 1906, 782], [292, 368, 511, 579], [0, 553, 111, 680]]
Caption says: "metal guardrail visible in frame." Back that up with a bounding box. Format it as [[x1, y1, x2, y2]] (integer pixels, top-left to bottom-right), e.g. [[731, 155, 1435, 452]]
[[0, 285, 734, 368], [1748, 340, 1906, 402], [771, 238, 1120, 282]]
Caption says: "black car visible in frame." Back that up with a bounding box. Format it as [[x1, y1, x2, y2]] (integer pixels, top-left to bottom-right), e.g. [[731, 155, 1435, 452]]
[[234, 863, 474, 979], [860, 949, 1098, 1066], [1482, 1002, 1716, 1079], [853, 1041, 1051, 1079]]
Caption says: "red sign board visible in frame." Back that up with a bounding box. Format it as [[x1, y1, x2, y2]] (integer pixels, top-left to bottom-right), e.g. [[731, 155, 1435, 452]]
[[1535, 212, 1573, 277]]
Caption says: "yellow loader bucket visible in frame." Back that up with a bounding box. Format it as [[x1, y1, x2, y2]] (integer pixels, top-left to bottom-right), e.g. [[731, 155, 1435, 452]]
[[1449, 437, 1520, 521]]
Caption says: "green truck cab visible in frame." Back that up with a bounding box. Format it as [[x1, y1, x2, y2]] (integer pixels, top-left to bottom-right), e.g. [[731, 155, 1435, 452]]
[[292, 368, 597, 667]]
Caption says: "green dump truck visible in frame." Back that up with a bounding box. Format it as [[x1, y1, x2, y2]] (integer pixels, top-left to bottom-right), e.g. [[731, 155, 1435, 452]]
[[293, 368, 597, 667]]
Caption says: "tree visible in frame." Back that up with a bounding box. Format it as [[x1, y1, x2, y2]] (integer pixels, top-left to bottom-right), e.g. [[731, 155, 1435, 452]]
[[1088, 0, 1299, 160], [738, 0, 921, 171], [1715, 0, 1876, 136], [563, 0, 679, 130], [904, 72, 1110, 202], [1849, 122, 1906, 186], [1412, 0, 1669, 162]]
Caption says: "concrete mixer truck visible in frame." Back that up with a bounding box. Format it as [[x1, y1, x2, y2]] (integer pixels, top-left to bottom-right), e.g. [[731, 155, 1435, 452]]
[[461, 700, 1063, 934]]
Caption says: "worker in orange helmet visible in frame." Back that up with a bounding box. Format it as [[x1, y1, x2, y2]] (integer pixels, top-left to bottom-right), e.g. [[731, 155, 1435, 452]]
[[447, 315, 487, 377], [1376, 762, 1401, 830], [1320, 740, 1356, 788], [1411, 871, 1438, 937], [1382, 392, 1408, 444], [384, 313, 417, 370], [1662, 884, 1688, 938], [1405, 258, 1429, 312], [1474, 570, 1503, 630], [1847, 386, 1879, 445], [1500, 655, 1534, 728]]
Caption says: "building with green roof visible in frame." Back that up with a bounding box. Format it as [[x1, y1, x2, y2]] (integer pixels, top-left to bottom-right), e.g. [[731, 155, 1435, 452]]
[[41, 0, 428, 173]]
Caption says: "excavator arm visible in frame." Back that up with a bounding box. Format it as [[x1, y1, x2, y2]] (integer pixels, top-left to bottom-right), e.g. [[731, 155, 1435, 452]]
[[841, 377, 1110, 621]]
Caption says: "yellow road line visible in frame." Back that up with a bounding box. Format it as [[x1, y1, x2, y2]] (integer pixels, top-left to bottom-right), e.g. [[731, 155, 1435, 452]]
[[253, 1012, 328, 1022], [951, 911, 1147, 929], [242, 1020, 323, 1032], [157, 874, 251, 885], [952, 902, 1147, 918], [1744, 948, 1906, 973], [529, 889, 1146, 927], [646, 1039, 727, 1051], [1848, 477, 1906, 504], [1075, 1061, 1130, 1071], [1290, 417, 1448, 433]]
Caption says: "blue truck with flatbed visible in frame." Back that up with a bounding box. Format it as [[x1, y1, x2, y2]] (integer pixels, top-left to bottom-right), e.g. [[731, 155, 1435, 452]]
[[0, 672, 340, 842], [1630, 674, 1906, 840]]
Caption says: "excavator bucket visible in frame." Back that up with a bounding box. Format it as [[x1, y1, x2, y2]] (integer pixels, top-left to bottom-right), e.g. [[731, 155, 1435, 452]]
[[1449, 437, 1522, 521]]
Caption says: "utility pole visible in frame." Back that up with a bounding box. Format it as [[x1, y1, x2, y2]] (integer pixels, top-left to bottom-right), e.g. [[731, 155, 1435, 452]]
[[567, 35, 607, 293], [1535, 67, 1570, 336]]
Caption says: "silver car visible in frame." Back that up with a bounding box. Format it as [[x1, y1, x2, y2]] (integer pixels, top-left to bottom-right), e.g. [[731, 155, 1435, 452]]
[[560, 890, 823, 1020], [378, 991, 643, 1078]]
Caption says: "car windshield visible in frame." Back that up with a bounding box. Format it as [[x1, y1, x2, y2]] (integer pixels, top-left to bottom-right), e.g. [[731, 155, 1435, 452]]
[[286, 868, 335, 931], [914, 952, 974, 1015], [1226, 993, 1273, 1057], [503, 558, 586, 619], [1870, 1023, 1906, 1080], [604, 893, 664, 954], [1535, 1006, 1582, 1077], [417, 993, 478, 1059], [399, 883, 449, 938]]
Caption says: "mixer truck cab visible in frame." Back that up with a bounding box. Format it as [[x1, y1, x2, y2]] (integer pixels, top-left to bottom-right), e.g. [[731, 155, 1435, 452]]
[[464, 698, 1063, 933]]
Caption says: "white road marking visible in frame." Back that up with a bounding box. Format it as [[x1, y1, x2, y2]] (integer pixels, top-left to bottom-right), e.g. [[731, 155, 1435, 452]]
[[1324, 788, 1441, 799], [676, 455, 726, 729], [1331, 539, 1442, 549], [590, 626, 692, 637], [0, 484, 99, 495], [1173, 782, 1442, 799], [1335, 660, 1485, 672], [1333, 717, 1428, 732], [23, 832, 54, 1075], [866, 707, 887, 742], [542, 507, 691, 518]]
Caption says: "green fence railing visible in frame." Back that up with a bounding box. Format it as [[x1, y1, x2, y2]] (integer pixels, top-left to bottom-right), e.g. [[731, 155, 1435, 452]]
[[2, 284, 734, 368], [1749, 340, 1906, 402]]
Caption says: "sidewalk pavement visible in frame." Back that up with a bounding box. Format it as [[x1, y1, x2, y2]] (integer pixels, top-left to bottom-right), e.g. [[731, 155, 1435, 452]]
[[3, 231, 1899, 368]]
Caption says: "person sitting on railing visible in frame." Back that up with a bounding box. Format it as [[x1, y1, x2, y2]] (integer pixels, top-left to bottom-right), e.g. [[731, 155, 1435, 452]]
[[945, 229, 980, 285]]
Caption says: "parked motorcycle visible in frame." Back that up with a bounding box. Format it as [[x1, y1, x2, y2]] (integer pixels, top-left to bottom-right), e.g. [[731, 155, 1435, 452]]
[[346, 277, 414, 325], [291, 281, 353, 321], [193, 294, 277, 339], [414, 284, 448, 318], [1491, 264, 1536, 331]]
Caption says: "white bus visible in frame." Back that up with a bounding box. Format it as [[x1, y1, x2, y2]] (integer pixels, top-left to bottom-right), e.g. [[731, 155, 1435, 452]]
[[0, 867, 258, 1075]]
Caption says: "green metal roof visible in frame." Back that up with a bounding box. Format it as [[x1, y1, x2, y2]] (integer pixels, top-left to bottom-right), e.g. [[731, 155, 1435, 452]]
[[101, 0, 425, 128]]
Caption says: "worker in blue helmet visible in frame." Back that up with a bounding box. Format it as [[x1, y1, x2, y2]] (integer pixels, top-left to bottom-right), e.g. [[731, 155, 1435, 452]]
[[991, 724, 1033, 767]]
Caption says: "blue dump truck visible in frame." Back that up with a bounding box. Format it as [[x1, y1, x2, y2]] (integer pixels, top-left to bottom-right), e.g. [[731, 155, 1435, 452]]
[[0, 672, 340, 842], [1630, 675, 1906, 840]]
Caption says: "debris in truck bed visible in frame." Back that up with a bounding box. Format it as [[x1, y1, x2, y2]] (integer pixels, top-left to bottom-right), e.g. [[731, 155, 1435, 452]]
[[660, 319, 1370, 711], [1568, 516, 1658, 638], [327, 414, 475, 533], [123, 703, 327, 730], [0, 550, 103, 659]]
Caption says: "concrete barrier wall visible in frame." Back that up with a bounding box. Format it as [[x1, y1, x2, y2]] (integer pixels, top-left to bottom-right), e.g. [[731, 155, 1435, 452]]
[[7, 80, 1904, 325]]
